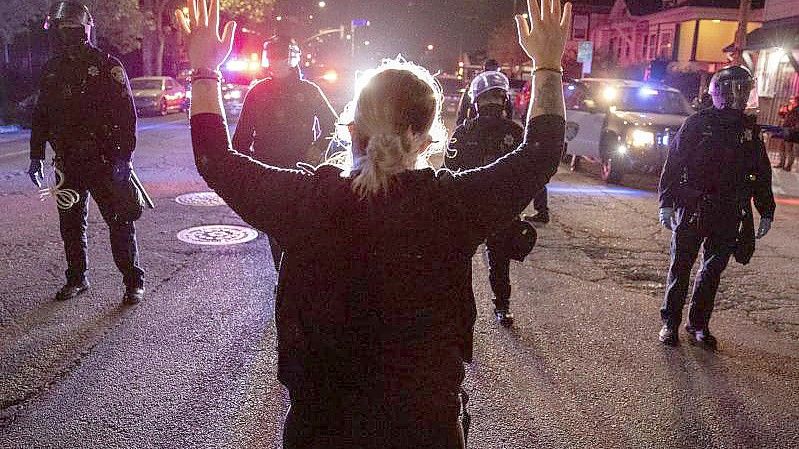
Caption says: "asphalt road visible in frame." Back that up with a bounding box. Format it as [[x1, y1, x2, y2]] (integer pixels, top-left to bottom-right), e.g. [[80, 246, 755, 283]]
[[1, 113, 798, 448]]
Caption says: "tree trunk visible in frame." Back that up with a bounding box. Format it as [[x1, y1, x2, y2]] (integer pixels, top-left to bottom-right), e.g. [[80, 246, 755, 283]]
[[141, 0, 166, 75]]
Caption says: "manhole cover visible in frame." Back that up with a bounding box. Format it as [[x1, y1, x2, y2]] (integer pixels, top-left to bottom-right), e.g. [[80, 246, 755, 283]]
[[175, 192, 226, 207], [177, 225, 258, 246]]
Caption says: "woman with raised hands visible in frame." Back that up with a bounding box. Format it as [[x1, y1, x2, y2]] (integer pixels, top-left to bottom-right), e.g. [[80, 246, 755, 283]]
[[176, 0, 571, 447]]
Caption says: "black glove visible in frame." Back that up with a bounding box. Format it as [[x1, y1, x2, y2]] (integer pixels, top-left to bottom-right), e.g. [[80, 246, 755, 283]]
[[28, 159, 45, 188], [111, 160, 133, 185]]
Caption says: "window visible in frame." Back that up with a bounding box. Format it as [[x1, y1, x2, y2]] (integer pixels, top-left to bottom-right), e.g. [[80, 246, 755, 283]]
[[658, 31, 674, 59], [648, 33, 657, 59]]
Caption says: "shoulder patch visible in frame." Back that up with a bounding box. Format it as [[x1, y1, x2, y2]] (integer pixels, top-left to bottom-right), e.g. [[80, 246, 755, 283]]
[[110, 66, 126, 85]]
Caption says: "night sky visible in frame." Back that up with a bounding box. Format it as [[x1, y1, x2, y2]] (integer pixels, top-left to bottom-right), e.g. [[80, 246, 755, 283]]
[[270, 0, 524, 68]]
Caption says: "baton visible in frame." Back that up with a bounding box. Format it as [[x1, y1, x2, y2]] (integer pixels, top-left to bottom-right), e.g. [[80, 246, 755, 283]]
[[131, 170, 155, 209]]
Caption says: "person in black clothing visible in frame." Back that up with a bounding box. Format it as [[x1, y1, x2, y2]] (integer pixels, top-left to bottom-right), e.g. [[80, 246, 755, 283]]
[[177, 0, 571, 446], [27, 1, 144, 304], [455, 58, 515, 126], [657, 65, 775, 347], [446, 71, 524, 327], [232, 35, 338, 269]]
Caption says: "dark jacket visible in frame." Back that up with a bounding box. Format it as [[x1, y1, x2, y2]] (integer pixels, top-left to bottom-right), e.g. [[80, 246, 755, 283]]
[[455, 88, 514, 127], [30, 44, 136, 164], [446, 104, 524, 171], [231, 71, 338, 168], [659, 108, 775, 244], [192, 111, 563, 406]]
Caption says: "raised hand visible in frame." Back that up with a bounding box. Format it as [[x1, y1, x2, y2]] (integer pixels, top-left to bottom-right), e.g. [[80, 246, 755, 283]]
[[175, 0, 236, 71], [515, 0, 573, 68]]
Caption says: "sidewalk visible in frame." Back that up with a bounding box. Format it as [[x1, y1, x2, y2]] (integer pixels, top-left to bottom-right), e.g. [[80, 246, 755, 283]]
[[0, 128, 30, 146], [767, 150, 799, 198]]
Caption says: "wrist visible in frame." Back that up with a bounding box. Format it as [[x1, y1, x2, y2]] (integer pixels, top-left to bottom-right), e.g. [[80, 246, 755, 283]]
[[191, 67, 222, 83]]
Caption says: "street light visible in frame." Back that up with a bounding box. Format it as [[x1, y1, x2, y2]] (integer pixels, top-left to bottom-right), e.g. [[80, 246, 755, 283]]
[[427, 44, 435, 51], [276, 15, 282, 21], [364, 40, 370, 46], [318, 1, 326, 7]]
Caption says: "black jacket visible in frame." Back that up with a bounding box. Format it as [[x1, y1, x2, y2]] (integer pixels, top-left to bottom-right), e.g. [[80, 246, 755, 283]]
[[659, 108, 775, 243], [30, 44, 136, 164], [192, 112, 563, 398], [232, 71, 337, 168], [446, 105, 524, 172]]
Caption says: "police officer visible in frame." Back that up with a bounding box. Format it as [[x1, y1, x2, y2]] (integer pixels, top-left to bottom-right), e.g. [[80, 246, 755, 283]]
[[657, 66, 775, 346], [27, 1, 145, 304], [446, 71, 524, 327], [232, 35, 338, 269], [456, 59, 515, 126]]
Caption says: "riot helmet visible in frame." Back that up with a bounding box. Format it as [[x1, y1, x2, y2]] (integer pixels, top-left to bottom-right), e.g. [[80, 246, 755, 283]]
[[263, 35, 301, 73], [44, 1, 93, 50], [483, 58, 500, 72], [469, 70, 510, 102], [708, 65, 754, 110]]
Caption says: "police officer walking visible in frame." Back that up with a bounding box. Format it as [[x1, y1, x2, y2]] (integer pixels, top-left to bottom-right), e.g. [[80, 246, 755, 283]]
[[446, 71, 527, 327], [232, 35, 338, 269], [657, 66, 775, 346], [456, 59, 515, 126], [27, 1, 145, 304]]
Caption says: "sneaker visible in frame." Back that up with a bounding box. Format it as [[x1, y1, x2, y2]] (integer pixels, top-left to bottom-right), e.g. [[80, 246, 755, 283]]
[[123, 287, 145, 305], [494, 309, 514, 327], [685, 325, 717, 347], [523, 211, 550, 224], [55, 281, 89, 301], [658, 325, 678, 346]]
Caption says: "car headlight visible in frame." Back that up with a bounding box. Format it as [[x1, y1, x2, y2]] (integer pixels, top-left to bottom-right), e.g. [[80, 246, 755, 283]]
[[628, 128, 655, 148]]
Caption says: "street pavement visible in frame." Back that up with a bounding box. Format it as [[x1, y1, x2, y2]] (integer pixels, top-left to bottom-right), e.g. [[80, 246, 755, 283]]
[[1, 113, 798, 448]]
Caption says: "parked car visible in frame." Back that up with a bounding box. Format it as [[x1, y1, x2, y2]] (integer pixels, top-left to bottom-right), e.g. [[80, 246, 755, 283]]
[[130, 76, 187, 116], [563, 78, 693, 183]]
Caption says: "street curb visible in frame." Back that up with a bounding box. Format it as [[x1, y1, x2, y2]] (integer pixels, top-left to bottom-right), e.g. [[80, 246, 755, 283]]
[[0, 125, 22, 134]]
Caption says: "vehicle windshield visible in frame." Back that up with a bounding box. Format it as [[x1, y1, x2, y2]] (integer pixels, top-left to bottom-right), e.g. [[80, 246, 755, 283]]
[[596, 84, 692, 115], [130, 79, 163, 90]]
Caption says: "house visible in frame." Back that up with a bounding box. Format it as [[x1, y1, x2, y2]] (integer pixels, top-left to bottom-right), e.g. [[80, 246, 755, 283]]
[[736, 0, 799, 125], [591, 0, 764, 91]]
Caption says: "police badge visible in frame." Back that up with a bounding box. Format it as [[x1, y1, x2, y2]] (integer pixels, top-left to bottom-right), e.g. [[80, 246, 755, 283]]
[[110, 66, 126, 85]]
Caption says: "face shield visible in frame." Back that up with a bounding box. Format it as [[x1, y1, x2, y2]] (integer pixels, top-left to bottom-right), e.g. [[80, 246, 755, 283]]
[[711, 78, 754, 111]]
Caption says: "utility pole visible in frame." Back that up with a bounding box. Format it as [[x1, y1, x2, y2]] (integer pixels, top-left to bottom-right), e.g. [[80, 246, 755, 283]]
[[731, 0, 751, 66]]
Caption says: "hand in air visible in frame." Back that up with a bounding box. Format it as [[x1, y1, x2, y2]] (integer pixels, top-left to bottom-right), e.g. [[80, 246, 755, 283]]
[[515, 0, 573, 69], [175, 0, 236, 71]]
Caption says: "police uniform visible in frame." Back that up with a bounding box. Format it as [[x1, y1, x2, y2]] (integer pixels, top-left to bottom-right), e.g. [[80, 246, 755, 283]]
[[232, 68, 337, 269], [30, 44, 144, 294], [658, 108, 775, 336], [446, 103, 524, 316]]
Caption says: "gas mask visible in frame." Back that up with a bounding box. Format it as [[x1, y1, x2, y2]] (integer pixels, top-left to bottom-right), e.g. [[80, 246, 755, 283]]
[[51, 25, 90, 51], [711, 79, 754, 110]]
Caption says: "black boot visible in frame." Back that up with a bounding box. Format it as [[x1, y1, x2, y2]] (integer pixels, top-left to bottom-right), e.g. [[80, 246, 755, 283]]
[[658, 325, 678, 346], [685, 325, 717, 348], [494, 308, 514, 327], [524, 211, 550, 224], [123, 286, 145, 305], [55, 281, 89, 301]]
